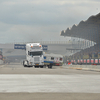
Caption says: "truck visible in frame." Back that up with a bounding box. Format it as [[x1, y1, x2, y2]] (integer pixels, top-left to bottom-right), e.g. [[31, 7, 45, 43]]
[[23, 43, 63, 68], [23, 43, 44, 68]]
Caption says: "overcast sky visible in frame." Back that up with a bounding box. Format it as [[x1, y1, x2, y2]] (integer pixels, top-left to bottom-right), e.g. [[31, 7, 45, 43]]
[[0, 0, 100, 43]]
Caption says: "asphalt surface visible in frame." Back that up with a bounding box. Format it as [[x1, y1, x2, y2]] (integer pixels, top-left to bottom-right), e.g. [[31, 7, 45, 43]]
[[0, 63, 100, 100]]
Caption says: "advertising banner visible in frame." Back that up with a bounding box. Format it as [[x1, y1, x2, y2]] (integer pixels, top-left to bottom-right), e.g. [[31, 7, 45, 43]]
[[80, 59, 83, 63], [14, 44, 26, 50], [0, 55, 3, 59], [99, 59, 100, 63], [84, 59, 86, 63], [95, 59, 98, 63], [77, 59, 80, 63], [42, 45, 48, 50], [71, 60, 73, 63], [91, 59, 94, 63], [14, 44, 48, 51], [87, 59, 90, 63]]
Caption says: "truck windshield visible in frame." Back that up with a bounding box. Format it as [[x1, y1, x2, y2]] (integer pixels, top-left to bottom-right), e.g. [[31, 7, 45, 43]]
[[29, 51, 43, 56]]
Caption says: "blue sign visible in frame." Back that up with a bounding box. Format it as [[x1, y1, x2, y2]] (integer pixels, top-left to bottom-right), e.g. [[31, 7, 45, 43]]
[[42, 45, 48, 50], [14, 44, 26, 50], [14, 44, 48, 51]]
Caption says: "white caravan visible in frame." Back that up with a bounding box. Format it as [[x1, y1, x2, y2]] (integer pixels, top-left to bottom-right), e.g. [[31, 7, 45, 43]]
[[23, 43, 44, 68], [44, 53, 63, 66]]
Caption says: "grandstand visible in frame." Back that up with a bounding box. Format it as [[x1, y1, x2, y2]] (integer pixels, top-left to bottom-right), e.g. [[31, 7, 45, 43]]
[[61, 13, 100, 43], [60, 13, 100, 64]]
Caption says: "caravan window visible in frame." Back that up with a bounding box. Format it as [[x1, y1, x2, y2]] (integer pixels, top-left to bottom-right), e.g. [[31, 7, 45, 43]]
[[44, 56, 46, 59], [51, 57, 54, 60], [60, 58, 62, 61]]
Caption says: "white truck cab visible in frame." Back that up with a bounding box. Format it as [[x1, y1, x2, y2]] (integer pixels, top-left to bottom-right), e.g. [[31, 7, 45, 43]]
[[23, 43, 44, 68]]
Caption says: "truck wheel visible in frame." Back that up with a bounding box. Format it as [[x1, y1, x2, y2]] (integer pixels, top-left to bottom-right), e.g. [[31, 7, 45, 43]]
[[23, 61, 25, 66], [24, 65, 27, 67], [23, 61, 27, 67], [48, 64, 52, 69], [34, 66, 39, 68], [48, 65, 50, 68], [40, 66, 43, 68], [48, 65, 52, 69], [50, 65, 52, 69]]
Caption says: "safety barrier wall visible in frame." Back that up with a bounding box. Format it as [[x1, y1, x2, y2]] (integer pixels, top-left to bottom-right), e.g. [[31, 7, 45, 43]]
[[0, 60, 3, 65], [62, 65, 100, 72], [70, 59, 100, 65]]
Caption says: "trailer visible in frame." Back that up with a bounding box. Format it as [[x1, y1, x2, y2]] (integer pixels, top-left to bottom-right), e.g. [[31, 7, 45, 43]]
[[44, 53, 63, 68]]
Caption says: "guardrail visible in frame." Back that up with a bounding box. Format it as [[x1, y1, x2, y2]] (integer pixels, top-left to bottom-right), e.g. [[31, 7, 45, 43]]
[[13, 41, 80, 44]]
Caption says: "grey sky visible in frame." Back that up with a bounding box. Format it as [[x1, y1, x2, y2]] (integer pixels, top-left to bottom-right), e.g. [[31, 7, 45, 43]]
[[0, 0, 100, 43]]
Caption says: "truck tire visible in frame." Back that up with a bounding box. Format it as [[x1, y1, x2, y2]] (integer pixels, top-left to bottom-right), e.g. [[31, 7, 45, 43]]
[[47, 65, 50, 68], [23, 61, 27, 67], [50, 65, 52, 69], [34, 66, 39, 68], [23, 61, 24, 66], [24, 65, 27, 67], [30, 65, 33, 67], [24, 61, 31, 68], [40, 66, 43, 68], [27, 61, 29, 67], [48, 65, 52, 69]]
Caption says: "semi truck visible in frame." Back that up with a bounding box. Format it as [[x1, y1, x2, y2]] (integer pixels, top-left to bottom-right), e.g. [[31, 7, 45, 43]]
[[23, 43, 44, 68], [23, 43, 63, 68]]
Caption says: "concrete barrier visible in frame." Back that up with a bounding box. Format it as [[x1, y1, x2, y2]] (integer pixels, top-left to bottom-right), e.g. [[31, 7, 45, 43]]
[[62, 65, 100, 72]]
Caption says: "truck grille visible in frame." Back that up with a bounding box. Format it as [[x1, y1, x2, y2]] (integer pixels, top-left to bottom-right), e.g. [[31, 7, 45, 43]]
[[34, 57, 40, 63]]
